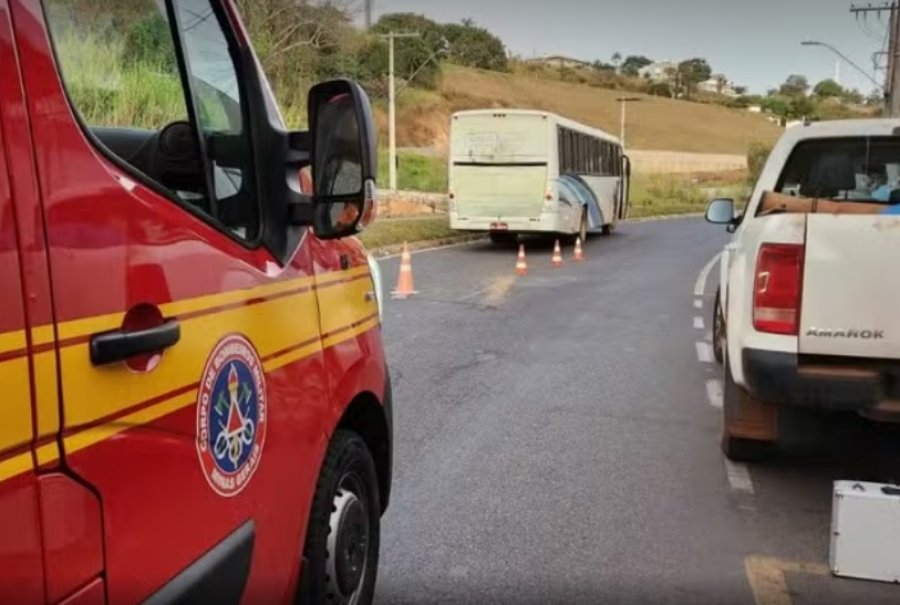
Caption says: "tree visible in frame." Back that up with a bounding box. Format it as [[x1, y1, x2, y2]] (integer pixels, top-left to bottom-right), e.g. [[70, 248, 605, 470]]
[[677, 58, 712, 98], [369, 13, 446, 89], [866, 90, 886, 106], [787, 95, 815, 119], [761, 94, 790, 117], [733, 85, 748, 95], [813, 79, 844, 98], [841, 88, 864, 105], [779, 74, 809, 97], [620, 55, 652, 77], [611, 52, 622, 70], [647, 81, 673, 98], [592, 60, 616, 72], [442, 21, 508, 71]]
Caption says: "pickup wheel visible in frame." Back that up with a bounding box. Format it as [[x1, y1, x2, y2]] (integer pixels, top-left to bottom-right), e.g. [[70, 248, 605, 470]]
[[712, 289, 725, 365], [721, 361, 776, 463], [298, 430, 380, 605]]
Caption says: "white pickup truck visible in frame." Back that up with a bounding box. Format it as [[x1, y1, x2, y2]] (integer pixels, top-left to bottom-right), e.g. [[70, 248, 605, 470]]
[[706, 119, 900, 462]]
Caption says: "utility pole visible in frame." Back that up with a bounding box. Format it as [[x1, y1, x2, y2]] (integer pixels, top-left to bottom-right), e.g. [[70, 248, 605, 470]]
[[364, 0, 372, 29], [851, 2, 899, 115], [379, 31, 420, 191]]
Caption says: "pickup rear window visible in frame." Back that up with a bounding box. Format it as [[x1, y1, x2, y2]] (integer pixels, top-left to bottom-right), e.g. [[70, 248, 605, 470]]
[[776, 137, 900, 204]]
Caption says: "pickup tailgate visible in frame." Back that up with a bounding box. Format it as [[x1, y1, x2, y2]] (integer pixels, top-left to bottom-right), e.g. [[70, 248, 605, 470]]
[[800, 214, 900, 359]]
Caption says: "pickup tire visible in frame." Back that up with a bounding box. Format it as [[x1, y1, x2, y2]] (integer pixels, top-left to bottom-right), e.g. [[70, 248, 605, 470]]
[[298, 430, 380, 605], [721, 362, 776, 463], [712, 289, 725, 365]]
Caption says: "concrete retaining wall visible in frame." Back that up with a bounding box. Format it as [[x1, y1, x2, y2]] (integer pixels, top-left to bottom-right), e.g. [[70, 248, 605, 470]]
[[627, 150, 747, 174]]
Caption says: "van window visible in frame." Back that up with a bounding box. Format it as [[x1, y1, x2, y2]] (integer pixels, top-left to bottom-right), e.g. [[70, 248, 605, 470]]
[[44, 0, 259, 241]]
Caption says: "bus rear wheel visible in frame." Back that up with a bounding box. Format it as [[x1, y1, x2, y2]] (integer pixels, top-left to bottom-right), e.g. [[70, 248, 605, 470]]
[[489, 232, 517, 246]]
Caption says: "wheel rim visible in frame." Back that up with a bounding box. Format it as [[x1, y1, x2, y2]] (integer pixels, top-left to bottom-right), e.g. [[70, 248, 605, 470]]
[[325, 473, 370, 605]]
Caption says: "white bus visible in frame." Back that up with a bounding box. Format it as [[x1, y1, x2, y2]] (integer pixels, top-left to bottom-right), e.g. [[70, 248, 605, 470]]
[[448, 109, 631, 244]]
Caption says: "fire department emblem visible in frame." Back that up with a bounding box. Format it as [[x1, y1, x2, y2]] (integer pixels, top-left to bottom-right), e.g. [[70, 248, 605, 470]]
[[196, 334, 267, 497]]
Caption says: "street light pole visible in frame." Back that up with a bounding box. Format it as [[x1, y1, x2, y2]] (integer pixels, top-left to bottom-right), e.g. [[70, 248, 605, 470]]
[[617, 97, 641, 150], [801, 40, 887, 110], [381, 31, 420, 191]]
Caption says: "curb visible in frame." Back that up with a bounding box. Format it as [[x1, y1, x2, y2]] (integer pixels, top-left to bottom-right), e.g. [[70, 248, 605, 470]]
[[370, 234, 487, 259], [368, 213, 704, 259]]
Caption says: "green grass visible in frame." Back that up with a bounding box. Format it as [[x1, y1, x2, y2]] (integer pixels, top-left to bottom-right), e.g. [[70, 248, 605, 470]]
[[628, 173, 748, 218], [358, 216, 457, 249], [377, 150, 447, 192]]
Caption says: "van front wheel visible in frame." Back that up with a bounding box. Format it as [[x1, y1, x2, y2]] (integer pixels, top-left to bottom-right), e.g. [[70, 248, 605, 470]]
[[298, 430, 380, 605]]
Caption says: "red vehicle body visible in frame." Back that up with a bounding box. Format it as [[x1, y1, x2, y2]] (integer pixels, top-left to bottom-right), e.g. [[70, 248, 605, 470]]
[[0, 1, 391, 604]]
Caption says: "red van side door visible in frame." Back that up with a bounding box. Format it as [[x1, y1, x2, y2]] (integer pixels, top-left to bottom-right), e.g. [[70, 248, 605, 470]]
[[0, 4, 44, 601], [13, 0, 335, 602]]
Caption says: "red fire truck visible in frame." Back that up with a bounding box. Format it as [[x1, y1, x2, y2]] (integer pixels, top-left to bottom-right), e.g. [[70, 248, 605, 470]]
[[0, 1, 391, 603]]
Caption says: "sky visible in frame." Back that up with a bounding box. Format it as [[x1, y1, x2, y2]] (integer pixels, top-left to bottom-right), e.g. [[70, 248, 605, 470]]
[[370, 0, 890, 96]]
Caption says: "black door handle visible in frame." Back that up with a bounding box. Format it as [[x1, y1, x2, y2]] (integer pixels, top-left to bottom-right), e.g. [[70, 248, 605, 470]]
[[90, 320, 181, 366]]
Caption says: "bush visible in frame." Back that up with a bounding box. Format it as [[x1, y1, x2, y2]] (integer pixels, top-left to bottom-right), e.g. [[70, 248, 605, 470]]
[[747, 142, 772, 185]]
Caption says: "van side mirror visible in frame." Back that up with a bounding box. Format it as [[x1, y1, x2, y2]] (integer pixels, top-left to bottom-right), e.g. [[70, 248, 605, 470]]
[[705, 198, 736, 228], [307, 79, 378, 239]]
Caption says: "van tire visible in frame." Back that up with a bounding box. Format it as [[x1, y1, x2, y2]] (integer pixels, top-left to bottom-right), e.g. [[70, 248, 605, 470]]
[[297, 430, 380, 605], [721, 362, 775, 463]]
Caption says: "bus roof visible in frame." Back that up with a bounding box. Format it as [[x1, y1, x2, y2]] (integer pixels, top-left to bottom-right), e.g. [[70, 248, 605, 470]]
[[452, 109, 621, 146]]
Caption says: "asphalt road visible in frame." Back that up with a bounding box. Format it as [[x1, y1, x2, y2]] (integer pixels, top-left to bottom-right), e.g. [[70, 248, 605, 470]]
[[372, 218, 900, 605]]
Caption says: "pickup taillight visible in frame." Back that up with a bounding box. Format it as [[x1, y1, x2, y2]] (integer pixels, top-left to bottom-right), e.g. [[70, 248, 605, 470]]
[[753, 243, 804, 335]]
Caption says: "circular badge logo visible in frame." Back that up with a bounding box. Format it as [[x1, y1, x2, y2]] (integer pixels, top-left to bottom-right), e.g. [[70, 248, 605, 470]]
[[196, 334, 267, 497]]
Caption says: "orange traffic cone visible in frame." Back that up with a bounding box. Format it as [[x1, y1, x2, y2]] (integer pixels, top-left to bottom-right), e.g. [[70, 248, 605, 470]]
[[516, 244, 528, 276], [391, 242, 417, 299], [574, 237, 585, 262], [551, 240, 563, 268]]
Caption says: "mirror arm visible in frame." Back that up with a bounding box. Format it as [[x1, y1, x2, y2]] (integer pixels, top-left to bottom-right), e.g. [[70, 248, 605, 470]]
[[287, 130, 311, 167], [289, 194, 314, 224]]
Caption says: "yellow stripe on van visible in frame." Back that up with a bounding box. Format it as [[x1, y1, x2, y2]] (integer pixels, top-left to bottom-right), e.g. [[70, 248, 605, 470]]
[[35, 442, 60, 466], [34, 350, 60, 440], [31, 325, 55, 347], [59, 288, 322, 428], [0, 329, 26, 355], [0, 358, 33, 458], [64, 390, 198, 456], [0, 451, 33, 483]]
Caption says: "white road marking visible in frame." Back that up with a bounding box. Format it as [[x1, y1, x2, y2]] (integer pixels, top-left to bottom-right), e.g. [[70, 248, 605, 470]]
[[695, 342, 715, 363], [693, 316, 705, 329], [705, 379, 723, 408], [693, 298, 703, 309], [724, 459, 755, 493], [694, 252, 722, 297]]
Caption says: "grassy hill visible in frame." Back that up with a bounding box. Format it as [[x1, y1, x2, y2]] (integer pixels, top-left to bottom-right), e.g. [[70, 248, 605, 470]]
[[379, 64, 782, 154]]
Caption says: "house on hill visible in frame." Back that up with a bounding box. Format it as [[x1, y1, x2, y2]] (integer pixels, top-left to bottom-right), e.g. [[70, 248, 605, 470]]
[[697, 75, 740, 97], [638, 60, 677, 82], [527, 55, 592, 69]]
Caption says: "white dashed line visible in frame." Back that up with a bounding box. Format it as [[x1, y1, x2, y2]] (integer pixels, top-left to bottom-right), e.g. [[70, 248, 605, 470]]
[[693, 298, 703, 309], [693, 316, 705, 329], [694, 252, 722, 296], [695, 342, 715, 363], [705, 379, 723, 408], [724, 459, 755, 493]]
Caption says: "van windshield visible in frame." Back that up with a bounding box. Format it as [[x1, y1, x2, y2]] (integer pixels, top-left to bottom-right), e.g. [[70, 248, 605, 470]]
[[776, 137, 900, 203]]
